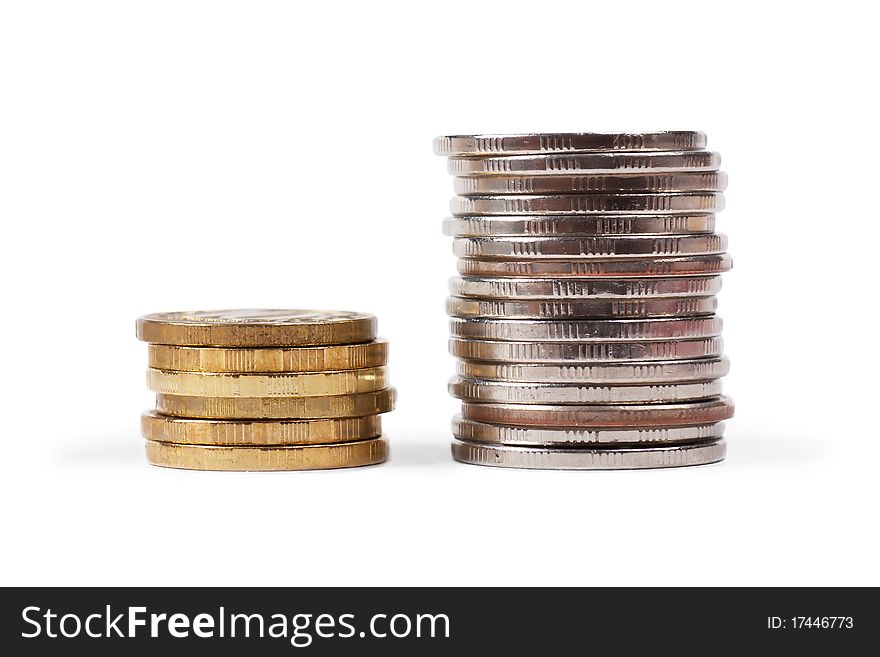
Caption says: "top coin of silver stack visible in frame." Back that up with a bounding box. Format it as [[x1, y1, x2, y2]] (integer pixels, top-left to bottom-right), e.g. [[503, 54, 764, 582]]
[[434, 131, 734, 469]]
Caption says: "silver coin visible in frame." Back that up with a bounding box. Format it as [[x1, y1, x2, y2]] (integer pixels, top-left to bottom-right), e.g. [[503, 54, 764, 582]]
[[449, 317, 723, 342], [452, 415, 726, 447], [451, 193, 724, 216], [451, 438, 727, 470], [449, 376, 722, 404], [450, 337, 724, 362], [447, 296, 717, 319], [453, 172, 727, 195], [453, 235, 727, 259], [443, 214, 716, 237], [457, 254, 733, 277], [434, 131, 708, 156], [448, 151, 721, 176], [450, 276, 721, 299], [460, 396, 735, 427], [456, 357, 730, 383]]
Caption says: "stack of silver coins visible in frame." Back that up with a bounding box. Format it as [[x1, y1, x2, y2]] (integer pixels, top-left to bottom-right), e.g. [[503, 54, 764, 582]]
[[434, 132, 734, 469]]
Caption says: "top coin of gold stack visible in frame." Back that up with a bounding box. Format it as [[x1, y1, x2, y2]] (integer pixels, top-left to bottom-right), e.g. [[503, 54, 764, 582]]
[[136, 309, 395, 471], [434, 131, 733, 470]]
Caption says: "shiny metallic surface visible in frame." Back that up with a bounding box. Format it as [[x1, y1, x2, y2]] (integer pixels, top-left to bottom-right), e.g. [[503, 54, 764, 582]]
[[451, 438, 726, 470], [453, 171, 727, 195], [436, 132, 733, 469], [452, 416, 726, 447], [449, 376, 723, 404], [448, 317, 723, 342], [451, 193, 724, 216], [447, 296, 717, 319], [456, 357, 729, 383], [434, 131, 707, 156], [443, 214, 716, 237], [450, 276, 721, 299], [457, 254, 733, 277], [451, 337, 724, 363], [146, 437, 388, 471], [461, 397, 735, 428], [448, 151, 721, 176], [137, 309, 395, 469], [453, 234, 728, 259]]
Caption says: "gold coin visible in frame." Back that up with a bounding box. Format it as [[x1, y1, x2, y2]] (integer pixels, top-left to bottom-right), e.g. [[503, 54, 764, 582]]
[[145, 437, 388, 471], [141, 411, 382, 445], [147, 366, 387, 397], [156, 388, 397, 419], [136, 309, 377, 346], [148, 340, 388, 372]]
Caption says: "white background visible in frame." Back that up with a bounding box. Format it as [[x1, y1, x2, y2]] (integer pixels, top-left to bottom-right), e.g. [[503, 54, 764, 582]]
[[1, 0, 878, 587]]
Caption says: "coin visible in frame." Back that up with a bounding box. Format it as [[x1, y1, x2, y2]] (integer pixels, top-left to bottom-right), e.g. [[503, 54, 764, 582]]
[[434, 131, 708, 156], [460, 396, 735, 427], [443, 214, 716, 237], [453, 172, 727, 195], [453, 235, 727, 259], [448, 151, 721, 176], [449, 317, 723, 341], [451, 337, 724, 363], [146, 437, 388, 471], [449, 376, 722, 404], [451, 193, 724, 216], [136, 309, 377, 347], [450, 275, 721, 299], [457, 254, 733, 277], [452, 415, 726, 447], [147, 366, 387, 398], [447, 296, 717, 319], [140, 411, 382, 446], [148, 340, 388, 372], [450, 438, 725, 470], [456, 357, 729, 383], [155, 388, 397, 419]]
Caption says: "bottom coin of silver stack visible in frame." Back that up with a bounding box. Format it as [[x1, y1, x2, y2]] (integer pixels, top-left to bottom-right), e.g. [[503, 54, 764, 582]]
[[434, 131, 735, 469]]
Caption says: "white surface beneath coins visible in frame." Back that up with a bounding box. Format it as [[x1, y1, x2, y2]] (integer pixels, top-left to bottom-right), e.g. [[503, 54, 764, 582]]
[[1, 0, 877, 589]]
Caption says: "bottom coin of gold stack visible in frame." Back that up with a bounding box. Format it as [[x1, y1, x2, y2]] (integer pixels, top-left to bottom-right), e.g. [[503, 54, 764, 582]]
[[146, 437, 388, 471]]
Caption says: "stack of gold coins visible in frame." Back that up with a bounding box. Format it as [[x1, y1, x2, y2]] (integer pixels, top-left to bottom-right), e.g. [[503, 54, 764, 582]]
[[434, 132, 734, 470], [136, 310, 394, 471]]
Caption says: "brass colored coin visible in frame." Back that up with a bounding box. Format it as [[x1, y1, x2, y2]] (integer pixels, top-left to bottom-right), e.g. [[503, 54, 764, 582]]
[[145, 437, 388, 471], [447, 296, 717, 319], [457, 254, 734, 278], [136, 309, 377, 346], [147, 367, 387, 398], [461, 396, 735, 428], [140, 411, 382, 446], [148, 340, 388, 372], [452, 172, 727, 195], [156, 389, 397, 419]]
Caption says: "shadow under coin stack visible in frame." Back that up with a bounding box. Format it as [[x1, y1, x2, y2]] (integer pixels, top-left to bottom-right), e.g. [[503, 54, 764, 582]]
[[136, 310, 394, 471], [434, 132, 734, 469]]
